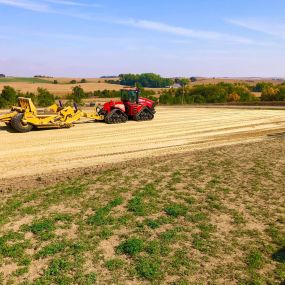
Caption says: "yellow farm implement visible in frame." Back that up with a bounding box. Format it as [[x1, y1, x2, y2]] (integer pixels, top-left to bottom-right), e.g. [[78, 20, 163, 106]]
[[0, 97, 104, 133]]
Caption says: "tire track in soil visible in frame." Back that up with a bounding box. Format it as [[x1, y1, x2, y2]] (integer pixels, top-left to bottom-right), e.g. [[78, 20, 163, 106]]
[[0, 106, 285, 181]]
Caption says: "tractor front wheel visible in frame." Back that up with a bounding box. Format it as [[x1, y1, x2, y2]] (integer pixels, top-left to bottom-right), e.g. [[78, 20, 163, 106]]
[[105, 109, 128, 124], [11, 113, 34, 133]]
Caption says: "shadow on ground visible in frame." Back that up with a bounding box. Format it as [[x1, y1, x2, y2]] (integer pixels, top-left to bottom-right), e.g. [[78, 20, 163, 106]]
[[272, 247, 285, 263]]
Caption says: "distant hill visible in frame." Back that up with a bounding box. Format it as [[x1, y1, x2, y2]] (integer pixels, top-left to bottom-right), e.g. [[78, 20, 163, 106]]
[[0, 77, 52, 83]]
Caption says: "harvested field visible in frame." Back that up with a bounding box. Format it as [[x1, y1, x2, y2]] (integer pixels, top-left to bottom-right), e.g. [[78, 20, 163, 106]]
[[0, 82, 125, 97], [1, 106, 285, 184]]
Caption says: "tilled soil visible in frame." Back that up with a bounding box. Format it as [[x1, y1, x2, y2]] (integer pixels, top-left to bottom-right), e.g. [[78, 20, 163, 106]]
[[0, 106, 285, 184]]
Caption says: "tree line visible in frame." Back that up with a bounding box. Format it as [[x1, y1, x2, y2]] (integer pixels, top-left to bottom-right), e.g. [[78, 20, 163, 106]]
[[107, 73, 174, 88], [68, 87, 157, 104], [1, 81, 284, 109], [0, 86, 57, 108], [0, 85, 157, 108], [159, 82, 285, 104]]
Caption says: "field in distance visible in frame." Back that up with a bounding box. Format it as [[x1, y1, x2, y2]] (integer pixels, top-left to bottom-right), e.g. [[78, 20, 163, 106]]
[[0, 76, 283, 97], [0, 77, 125, 97]]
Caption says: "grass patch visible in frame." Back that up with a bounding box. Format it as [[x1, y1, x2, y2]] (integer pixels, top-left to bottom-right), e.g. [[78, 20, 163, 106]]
[[164, 203, 188, 217], [105, 258, 125, 271], [1, 140, 284, 284], [246, 250, 264, 270], [135, 256, 163, 281], [117, 238, 144, 256]]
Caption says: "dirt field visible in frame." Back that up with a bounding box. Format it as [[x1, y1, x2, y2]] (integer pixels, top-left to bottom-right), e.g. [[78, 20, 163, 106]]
[[1, 106, 285, 183], [0, 139, 284, 284], [192, 77, 284, 86], [0, 82, 125, 97]]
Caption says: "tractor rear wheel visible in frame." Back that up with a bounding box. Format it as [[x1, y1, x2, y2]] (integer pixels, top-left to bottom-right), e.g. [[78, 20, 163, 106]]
[[105, 109, 128, 124], [134, 107, 154, 121], [11, 113, 33, 133]]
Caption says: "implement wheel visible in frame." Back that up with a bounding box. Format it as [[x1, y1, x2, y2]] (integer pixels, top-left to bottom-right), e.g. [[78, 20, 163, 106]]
[[11, 113, 33, 133]]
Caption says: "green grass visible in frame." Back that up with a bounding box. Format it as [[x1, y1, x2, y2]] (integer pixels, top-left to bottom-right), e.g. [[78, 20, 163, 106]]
[[104, 258, 125, 271], [246, 250, 264, 270], [164, 203, 188, 217], [0, 77, 52, 83], [135, 256, 163, 281], [117, 238, 144, 256], [0, 140, 284, 284]]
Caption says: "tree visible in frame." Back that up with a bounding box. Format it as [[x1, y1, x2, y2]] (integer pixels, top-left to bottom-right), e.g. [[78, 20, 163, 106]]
[[80, 79, 87, 83], [70, 80, 77, 84], [276, 86, 285, 101], [0, 86, 17, 108], [53, 80, 58, 84], [68, 86, 86, 104], [119, 73, 174, 88], [37, 88, 55, 107], [177, 78, 189, 104], [227, 93, 240, 102], [254, 82, 273, 92], [260, 87, 279, 101], [190, 77, 197, 82]]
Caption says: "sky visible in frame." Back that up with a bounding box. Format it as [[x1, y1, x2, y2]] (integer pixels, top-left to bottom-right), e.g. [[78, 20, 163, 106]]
[[0, 0, 285, 77]]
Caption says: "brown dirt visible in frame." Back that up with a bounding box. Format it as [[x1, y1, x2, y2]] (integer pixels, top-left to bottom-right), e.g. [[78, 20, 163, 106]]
[[1, 106, 285, 190]]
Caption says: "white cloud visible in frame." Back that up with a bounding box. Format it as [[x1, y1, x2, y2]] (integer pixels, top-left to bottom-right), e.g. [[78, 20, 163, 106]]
[[117, 18, 253, 44], [0, 0, 49, 12], [0, 1, 259, 46], [42, 0, 102, 8], [227, 18, 285, 40], [0, 0, 101, 13]]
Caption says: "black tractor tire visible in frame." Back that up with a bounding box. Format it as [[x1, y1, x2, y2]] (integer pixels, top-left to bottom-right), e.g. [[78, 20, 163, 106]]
[[105, 109, 128, 124], [11, 113, 34, 133], [134, 107, 154, 121]]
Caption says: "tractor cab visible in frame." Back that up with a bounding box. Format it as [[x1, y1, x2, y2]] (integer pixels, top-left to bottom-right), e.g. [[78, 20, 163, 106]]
[[121, 88, 140, 104]]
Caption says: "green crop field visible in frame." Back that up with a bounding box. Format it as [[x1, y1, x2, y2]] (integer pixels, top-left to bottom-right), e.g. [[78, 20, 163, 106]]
[[0, 77, 52, 84]]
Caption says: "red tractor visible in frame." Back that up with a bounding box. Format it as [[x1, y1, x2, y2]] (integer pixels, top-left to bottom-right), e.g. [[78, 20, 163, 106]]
[[99, 88, 156, 124]]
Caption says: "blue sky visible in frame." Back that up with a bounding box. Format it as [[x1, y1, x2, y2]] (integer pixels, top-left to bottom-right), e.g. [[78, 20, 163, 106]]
[[0, 0, 284, 77]]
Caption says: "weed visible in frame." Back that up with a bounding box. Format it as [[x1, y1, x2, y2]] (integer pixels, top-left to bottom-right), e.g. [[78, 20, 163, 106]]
[[127, 197, 149, 216], [76, 272, 97, 285], [36, 241, 67, 258], [135, 256, 163, 281], [164, 203, 188, 217], [88, 197, 123, 226], [246, 250, 264, 270], [232, 210, 246, 224], [145, 219, 160, 229], [117, 238, 144, 256], [29, 218, 55, 240], [105, 258, 125, 271], [267, 226, 285, 246], [45, 258, 71, 277], [170, 250, 190, 270], [160, 228, 179, 243], [187, 212, 209, 223], [13, 266, 28, 276], [99, 228, 113, 240], [145, 240, 170, 256]]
